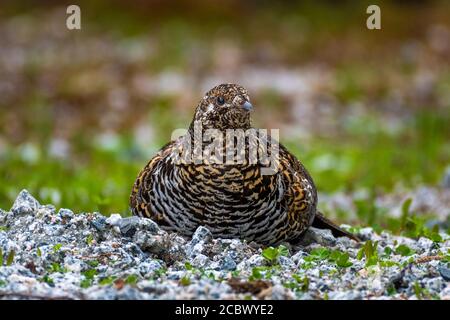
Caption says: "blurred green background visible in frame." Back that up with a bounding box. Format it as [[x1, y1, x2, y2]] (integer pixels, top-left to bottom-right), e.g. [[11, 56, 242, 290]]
[[0, 0, 449, 230]]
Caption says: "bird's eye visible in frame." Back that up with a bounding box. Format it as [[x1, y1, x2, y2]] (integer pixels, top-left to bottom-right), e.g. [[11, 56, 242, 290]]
[[217, 96, 225, 105]]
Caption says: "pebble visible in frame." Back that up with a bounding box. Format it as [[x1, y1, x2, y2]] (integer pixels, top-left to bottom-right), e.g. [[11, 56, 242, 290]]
[[105, 214, 122, 226], [119, 217, 141, 237], [10, 190, 40, 216], [0, 191, 449, 300], [299, 227, 336, 246], [439, 265, 450, 281], [442, 167, 450, 189], [58, 208, 74, 219]]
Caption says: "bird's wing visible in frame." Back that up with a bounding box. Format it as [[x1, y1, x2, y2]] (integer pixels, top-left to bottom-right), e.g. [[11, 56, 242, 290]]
[[278, 145, 318, 231], [129, 140, 175, 217], [278, 145, 360, 241]]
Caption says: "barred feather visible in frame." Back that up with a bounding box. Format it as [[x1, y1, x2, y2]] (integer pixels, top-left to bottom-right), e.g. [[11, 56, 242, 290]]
[[130, 83, 356, 245]]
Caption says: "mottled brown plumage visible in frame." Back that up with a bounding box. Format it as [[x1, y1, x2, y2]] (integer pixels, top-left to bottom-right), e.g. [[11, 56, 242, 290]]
[[130, 83, 358, 245]]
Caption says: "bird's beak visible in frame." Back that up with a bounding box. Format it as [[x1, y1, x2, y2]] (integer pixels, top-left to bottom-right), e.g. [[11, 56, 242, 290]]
[[242, 101, 253, 112]]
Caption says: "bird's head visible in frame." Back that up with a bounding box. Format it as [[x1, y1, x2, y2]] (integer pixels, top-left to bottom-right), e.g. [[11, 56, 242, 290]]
[[191, 83, 253, 131]]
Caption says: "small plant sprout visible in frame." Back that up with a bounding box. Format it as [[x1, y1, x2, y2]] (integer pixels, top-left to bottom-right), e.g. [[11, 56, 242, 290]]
[[180, 275, 191, 286], [395, 244, 415, 257], [261, 245, 289, 264], [53, 243, 62, 253], [6, 250, 15, 266], [125, 274, 139, 285], [357, 240, 379, 267]]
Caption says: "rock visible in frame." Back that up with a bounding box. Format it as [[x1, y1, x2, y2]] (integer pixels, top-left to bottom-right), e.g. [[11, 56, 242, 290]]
[[270, 284, 292, 300], [328, 290, 362, 300], [336, 235, 358, 248], [138, 218, 160, 234], [191, 254, 209, 268], [357, 227, 375, 241], [0, 190, 448, 300], [279, 256, 296, 269], [221, 254, 237, 271], [119, 216, 141, 237], [291, 251, 307, 264], [190, 226, 212, 246], [426, 277, 444, 292], [138, 260, 163, 277], [11, 190, 40, 216], [440, 284, 450, 299], [58, 208, 74, 219], [245, 254, 266, 268], [417, 237, 434, 252], [186, 226, 213, 257], [442, 166, 450, 189], [105, 214, 122, 226], [91, 216, 107, 233], [369, 278, 383, 291], [133, 232, 166, 254], [439, 266, 450, 281], [299, 227, 336, 246]]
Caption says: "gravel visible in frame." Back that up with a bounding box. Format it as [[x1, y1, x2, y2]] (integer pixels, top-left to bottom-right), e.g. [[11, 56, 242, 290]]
[[0, 190, 449, 300]]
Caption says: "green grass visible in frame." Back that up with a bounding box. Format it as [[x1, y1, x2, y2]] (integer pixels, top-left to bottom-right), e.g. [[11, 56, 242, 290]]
[[0, 3, 448, 224], [0, 109, 448, 221], [285, 110, 450, 194], [0, 142, 140, 215]]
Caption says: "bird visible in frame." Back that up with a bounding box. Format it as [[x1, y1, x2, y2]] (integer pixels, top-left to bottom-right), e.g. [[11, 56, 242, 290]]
[[130, 83, 359, 245]]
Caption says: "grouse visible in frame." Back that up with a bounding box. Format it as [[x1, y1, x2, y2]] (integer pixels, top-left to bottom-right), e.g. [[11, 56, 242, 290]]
[[130, 83, 358, 245]]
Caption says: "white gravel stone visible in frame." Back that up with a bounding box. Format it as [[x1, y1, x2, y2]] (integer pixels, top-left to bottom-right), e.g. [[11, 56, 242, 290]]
[[0, 191, 448, 300]]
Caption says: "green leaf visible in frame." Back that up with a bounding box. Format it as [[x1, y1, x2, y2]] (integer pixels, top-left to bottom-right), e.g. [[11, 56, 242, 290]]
[[87, 260, 99, 268], [86, 234, 94, 245], [185, 262, 193, 270], [278, 245, 289, 257], [379, 260, 398, 267], [37, 247, 42, 257], [335, 252, 353, 268], [41, 274, 54, 285], [356, 247, 364, 260], [358, 240, 379, 267], [125, 274, 139, 285], [413, 282, 423, 299], [387, 284, 397, 296], [206, 272, 216, 280], [6, 250, 15, 266], [329, 250, 341, 261], [261, 247, 278, 262], [49, 262, 65, 273], [53, 243, 62, 253], [231, 270, 240, 277], [80, 278, 92, 288], [424, 229, 443, 243], [400, 198, 412, 230], [250, 267, 264, 280], [261, 245, 289, 264], [292, 274, 310, 291], [0, 248, 3, 266], [180, 275, 191, 286], [395, 244, 415, 257], [306, 247, 331, 261], [99, 276, 116, 285], [82, 269, 98, 280]]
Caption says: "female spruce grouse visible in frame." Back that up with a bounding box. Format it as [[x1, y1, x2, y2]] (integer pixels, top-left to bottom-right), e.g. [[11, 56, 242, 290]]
[[130, 83, 358, 245]]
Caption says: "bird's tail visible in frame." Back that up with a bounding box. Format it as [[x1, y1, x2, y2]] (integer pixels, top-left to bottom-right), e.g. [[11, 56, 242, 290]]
[[312, 211, 360, 242]]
